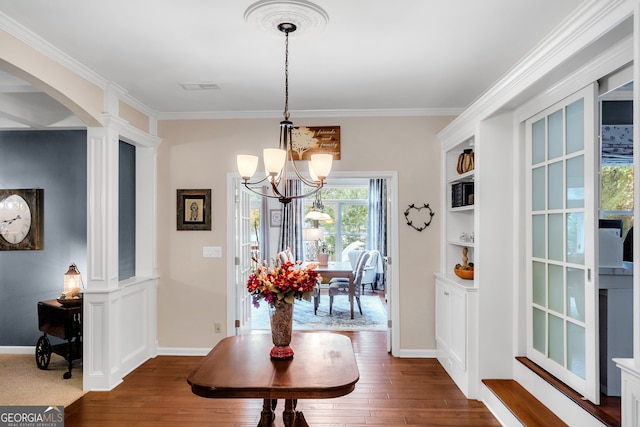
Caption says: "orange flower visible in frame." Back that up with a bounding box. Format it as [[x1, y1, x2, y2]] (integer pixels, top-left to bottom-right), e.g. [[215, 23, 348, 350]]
[[247, 258, 320, 307]]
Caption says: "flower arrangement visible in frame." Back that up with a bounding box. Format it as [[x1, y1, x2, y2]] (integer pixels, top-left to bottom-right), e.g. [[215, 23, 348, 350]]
[[247, 258, 321, 308]]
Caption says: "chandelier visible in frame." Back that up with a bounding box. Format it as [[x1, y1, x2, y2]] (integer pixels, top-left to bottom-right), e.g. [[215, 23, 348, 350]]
[[236, 22, 333, 204], [305, 191, 331, 221]]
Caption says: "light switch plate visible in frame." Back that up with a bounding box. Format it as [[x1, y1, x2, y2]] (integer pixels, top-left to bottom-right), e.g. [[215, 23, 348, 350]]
[[203, 246, 222, 258]]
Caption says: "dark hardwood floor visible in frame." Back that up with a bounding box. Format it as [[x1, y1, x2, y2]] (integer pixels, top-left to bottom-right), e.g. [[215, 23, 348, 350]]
[[64, 331, 501, 426]]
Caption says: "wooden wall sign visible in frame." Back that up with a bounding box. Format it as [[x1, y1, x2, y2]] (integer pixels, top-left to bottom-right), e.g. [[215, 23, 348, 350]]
[[291, 126, 341, 160]]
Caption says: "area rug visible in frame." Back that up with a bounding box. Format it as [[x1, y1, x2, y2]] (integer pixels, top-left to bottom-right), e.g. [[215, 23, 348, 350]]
[[251, 295, 387, 331], [0, 353, 84, 407]]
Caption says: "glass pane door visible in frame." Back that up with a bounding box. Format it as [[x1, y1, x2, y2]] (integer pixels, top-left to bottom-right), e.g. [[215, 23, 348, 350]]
[[235, 182, 254, 335], [526, 84, 599, 403]]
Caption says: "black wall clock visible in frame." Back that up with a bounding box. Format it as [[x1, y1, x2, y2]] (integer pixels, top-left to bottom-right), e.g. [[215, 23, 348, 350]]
[[0, 188, 44, 250]]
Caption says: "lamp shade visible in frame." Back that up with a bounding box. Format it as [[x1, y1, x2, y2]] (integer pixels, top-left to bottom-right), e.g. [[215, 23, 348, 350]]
[[263, 148, 287, 176], [306, 210, 331, 221], [63, 263, 82, 296], [237, 155, 259, 179], [302, 227, 323, 241], [309, 153, 333, 179]]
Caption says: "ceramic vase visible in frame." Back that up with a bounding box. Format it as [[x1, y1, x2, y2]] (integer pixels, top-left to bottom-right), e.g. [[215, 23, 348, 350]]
[[318, 253, 329, 266], [456, 148, 475, 174], [269, 303, 294, 359]]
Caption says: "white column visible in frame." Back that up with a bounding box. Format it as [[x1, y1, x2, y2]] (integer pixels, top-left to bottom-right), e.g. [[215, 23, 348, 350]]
[[86, 124, 120, 291], [83, 122, 122, 390]]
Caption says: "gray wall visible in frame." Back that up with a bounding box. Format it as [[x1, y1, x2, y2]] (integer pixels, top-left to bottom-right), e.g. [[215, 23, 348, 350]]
[[119, 141, 135, 280], [0, 130, 87, 346]]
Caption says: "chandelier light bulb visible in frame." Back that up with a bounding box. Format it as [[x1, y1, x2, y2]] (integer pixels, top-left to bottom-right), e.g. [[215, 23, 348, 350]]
[[263, 148, 287, 176], [308, 161, 319, 182], [310, 153, 333, 179], [237, 155, 259, 180]]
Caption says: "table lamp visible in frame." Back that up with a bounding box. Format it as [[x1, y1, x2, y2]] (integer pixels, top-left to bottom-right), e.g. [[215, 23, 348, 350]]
[[58, 263, 83, 305]]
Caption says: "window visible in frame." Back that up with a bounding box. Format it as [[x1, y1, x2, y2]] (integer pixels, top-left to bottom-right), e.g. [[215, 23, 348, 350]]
[[600, 94, 634, 238], [304, 185, 368, 261], [600, 164, 633, 236]]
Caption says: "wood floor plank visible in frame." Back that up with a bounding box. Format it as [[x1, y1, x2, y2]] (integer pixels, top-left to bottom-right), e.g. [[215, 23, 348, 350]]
[[65, 331, 500, 426]]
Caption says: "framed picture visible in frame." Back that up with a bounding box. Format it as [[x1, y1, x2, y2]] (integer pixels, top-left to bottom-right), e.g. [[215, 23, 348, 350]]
[[177, 189, 211, 230], [270, 209, 282, 227], [0, 188, 44, 250]]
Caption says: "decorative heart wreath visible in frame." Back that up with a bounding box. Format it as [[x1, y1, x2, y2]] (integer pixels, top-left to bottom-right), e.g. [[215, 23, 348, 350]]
[[404, 203, 435, 232]]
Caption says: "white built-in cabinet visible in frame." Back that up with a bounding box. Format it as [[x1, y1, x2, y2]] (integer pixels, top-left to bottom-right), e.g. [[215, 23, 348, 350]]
[[436, 113, 514, 400], [435, 275, 478, 397], [436, 136, 479, 398]]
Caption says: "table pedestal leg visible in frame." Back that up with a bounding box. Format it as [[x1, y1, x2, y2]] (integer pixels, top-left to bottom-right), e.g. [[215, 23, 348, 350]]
[[258, 399, 275, 426], [283, 399, 308, 427]]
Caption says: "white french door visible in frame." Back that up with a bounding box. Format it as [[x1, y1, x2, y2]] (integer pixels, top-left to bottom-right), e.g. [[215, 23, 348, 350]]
[[525, 84, 599, 403], [234, 182, 254, 335]]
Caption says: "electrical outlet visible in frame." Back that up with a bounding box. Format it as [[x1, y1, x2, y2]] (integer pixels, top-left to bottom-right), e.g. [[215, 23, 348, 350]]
[[214, 322, 222, 333]]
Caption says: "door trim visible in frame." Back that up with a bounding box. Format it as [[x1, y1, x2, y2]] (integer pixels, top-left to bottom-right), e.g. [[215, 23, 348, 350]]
[[226, 170, 400, 355]]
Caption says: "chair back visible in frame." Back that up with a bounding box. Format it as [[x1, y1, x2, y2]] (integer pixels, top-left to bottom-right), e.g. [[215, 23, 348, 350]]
[[362, 250, 380, 285], [346, 250, 364, 270], [352, 251, 371, 297], [276, 249, 292, 266]]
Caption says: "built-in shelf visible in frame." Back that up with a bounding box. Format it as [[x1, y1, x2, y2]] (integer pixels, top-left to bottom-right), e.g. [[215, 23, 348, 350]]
[[449, 205, 474, 212], [438, 272, 477, 289], [448, 170, 475, 184], [438, 137, 477, 397], [448, 240, 475, 248]]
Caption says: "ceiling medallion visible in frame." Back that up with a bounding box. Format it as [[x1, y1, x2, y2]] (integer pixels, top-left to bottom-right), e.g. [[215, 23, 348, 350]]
[[244, 0, 329, 35]]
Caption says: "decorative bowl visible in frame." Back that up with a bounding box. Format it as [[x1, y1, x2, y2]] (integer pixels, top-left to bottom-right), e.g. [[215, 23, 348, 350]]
[[57, 297, 82, 306], [453, 268, 474, 280]]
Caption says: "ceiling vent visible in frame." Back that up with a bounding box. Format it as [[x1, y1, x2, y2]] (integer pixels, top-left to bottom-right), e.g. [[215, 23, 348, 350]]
[[180, 82, 221, 90]]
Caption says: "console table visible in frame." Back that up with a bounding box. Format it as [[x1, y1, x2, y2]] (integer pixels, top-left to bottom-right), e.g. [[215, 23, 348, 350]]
[[187, 332, 359, 426], [35, 299, 82, 379]]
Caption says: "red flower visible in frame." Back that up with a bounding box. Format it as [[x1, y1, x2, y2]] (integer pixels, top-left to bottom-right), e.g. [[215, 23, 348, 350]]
[[246, 258, 320, 308]]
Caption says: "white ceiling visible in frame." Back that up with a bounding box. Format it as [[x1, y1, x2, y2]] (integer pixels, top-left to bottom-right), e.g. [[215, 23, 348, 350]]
[[0, 0, 585, 128]]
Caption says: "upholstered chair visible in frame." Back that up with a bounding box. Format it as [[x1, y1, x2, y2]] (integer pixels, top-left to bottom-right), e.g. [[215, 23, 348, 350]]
[[361, 250, 381, 292], [329, 251, 370, 315]]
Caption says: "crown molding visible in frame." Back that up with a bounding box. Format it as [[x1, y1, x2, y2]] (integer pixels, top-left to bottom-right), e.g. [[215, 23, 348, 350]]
[[156, 107, 462, 121], [438, 0, 634, 145], [0, 10, 462, 126], [0, 11, 107, 89], [0, 11, 161, 123]]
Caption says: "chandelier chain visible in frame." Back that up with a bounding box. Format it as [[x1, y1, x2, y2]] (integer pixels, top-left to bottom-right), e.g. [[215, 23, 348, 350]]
[[284, 29, 290, 121], [237, 21, 332, 204]]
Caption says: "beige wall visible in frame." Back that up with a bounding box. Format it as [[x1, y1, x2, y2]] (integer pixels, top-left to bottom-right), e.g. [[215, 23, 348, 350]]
[[157, 115, 452, 351], [0, 29, 103, 127], [119, 100, 150, 133]]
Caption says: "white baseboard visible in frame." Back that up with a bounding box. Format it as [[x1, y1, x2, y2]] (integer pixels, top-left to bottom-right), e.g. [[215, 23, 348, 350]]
[[157, 347, 210, 356], [395, 349, 437, 358], [0, 346, 35, 354]]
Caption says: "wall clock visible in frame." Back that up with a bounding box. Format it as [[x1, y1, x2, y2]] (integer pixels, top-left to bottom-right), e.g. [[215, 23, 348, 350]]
[[0, 189, 44, 250]]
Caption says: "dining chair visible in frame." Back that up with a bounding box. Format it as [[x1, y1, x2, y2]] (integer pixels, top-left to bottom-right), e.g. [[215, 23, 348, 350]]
[[329, 251, 370, 315], [361, 250, 381, 292]]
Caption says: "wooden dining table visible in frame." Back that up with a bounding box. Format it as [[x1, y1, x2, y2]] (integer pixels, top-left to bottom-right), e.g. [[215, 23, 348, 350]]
[[187, 332, 359, 427], [312, 261, 355, 319]]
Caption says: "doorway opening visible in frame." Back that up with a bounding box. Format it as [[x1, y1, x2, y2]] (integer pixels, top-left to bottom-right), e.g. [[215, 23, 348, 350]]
[[229, 171, 399, 354], [597, 79, 633, 415], [250, 179, 388, 332]]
